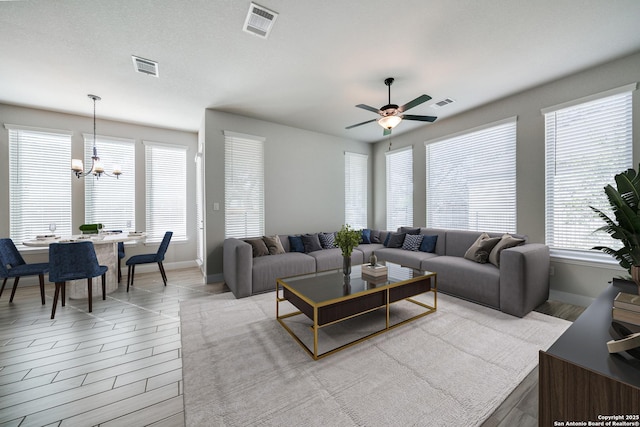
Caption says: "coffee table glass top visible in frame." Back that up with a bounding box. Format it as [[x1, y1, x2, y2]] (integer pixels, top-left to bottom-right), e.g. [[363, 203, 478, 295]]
[[280, 262, 433, 304]]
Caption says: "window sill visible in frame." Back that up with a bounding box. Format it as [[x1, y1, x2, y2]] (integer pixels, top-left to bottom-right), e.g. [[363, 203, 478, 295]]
[[550, 248, 625, 271]]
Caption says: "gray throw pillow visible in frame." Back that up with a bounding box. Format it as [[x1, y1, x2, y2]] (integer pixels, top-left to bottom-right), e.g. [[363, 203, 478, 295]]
[[244, 238, 270, 257], [262, 235, 285, 255], [464, 233, 501, 264], [370, 230, 381, 244], [489, 234, 525, 267], [301, 233, 323, 253], [400, 227, 420, 235], [385, 232, 406, 248]]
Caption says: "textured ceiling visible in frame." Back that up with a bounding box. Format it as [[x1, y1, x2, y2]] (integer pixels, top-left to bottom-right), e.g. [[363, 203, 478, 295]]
[[1, 0, 640, 143]]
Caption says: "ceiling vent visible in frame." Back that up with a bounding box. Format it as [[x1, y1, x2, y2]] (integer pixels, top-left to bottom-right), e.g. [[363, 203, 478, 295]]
[[243, 2, 278, 38], [132, 55, 159, 77], [431, 98, 455, 109]]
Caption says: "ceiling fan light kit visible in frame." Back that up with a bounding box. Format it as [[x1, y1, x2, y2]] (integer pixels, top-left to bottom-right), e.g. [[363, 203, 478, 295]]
[[347, 77, 437, 136]]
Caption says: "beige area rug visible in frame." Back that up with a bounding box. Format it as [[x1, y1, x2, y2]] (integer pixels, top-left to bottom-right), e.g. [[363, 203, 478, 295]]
[[180, 291, 570, 426]]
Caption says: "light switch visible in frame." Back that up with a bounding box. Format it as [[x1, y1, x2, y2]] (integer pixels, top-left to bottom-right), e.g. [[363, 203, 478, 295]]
[[213, 202, 220, 211]]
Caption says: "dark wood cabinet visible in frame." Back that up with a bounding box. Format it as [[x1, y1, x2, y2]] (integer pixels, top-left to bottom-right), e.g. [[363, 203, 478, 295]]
[[539, 280, 640, 426]]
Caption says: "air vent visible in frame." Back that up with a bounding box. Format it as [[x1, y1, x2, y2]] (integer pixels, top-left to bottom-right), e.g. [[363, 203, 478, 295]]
[[243, 2, 278, 38], [431, 98, 455, 109], [132, 55, 159, 77]]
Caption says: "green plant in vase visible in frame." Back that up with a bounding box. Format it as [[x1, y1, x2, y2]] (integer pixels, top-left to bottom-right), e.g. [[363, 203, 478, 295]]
[[335, 224, 362, 277], [591, 164, 640, 288]]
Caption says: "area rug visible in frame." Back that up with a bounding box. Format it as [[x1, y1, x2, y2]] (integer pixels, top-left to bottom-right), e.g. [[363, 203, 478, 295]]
[[180, 291, 570, 426]]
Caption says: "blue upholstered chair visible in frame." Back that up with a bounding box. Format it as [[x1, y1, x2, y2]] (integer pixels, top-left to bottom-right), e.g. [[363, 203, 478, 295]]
[[118, 242, 125, 283], [48, 241, 108, 319], [0, 238, 49, 305], [126, 231, 172, 291]]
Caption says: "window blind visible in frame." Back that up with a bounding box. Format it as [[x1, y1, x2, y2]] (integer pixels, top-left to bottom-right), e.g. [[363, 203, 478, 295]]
[[6, 125, 73, 243], [224, 131, 265, 238], [145, 141, 187, 242], [386, 146, 413, 231], [544, 88, 633, 252], [426, 118, 517, 233], [84, 135, 135, 231], [344, 152, 368, 229]]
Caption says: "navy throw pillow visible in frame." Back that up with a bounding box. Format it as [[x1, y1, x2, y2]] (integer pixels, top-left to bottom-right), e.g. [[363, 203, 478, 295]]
[[420, 235, 438, 253], [361, 229, 371, 244], [288, 235, 305, 253]]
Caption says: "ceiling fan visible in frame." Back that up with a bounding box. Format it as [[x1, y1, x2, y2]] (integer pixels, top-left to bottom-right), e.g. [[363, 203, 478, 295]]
[[346, 77, 437, 136]]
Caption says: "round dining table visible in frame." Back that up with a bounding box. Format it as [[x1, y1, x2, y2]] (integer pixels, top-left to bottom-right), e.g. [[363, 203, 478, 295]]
[[23, 233, 145, 299]]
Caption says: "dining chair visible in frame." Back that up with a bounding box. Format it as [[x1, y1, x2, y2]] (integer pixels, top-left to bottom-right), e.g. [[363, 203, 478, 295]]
[[48, 241, 108, 319], [0, 238, 49, 305], [118, 242, 125, 283], [126, 231, 172, 291]]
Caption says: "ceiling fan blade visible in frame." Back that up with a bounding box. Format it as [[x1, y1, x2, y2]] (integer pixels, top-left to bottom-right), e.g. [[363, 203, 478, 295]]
[[345, 118, 377, 129], [355, 104, 381, 113], [398, 94, 432, 113], [402, 114, 437, 123], [383, 128, 392, 136]]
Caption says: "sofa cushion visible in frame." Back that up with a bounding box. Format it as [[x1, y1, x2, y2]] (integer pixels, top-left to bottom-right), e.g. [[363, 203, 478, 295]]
[[421, 256, 500, 308], [419, 235, 438, 253], [309, 247, 364, 271], [355, 243, 385, 260], [318, 232, 336, 249], [489, 234, 525, 267], [375, 247, 438, 270], [244, 238, 270, 257], [263, 235, 285, 255], [385, 232, 406, 248], [288, 235, 305, 253], [464, 233, 500, 264], [402, 234, 424, 251], [251, 252, 316, 294]]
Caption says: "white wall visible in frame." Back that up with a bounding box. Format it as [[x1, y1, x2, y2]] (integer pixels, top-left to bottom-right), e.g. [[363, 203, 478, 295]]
[[202, 110, 371, 280], [372, 51, 640, 304], [0, 103, 199, 268]]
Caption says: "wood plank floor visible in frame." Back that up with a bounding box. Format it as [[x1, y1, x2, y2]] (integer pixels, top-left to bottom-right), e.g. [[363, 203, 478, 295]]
[[1, 267, 584, 426]]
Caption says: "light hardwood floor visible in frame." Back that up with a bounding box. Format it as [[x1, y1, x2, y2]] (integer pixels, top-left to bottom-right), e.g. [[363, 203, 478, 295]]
[[1, 267, 584, 426]]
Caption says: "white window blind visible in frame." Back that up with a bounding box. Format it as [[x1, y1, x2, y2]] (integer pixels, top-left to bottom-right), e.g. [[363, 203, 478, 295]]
[[6, 124, 73, 243], [145, 141, 187, 242], [426, 117, 517, 233], [84, 135, 135, 231], [544, 86, 634, 253], [386, 146, 413, 231], [344, 152, 368, 229], [224, 131, 265, 238]]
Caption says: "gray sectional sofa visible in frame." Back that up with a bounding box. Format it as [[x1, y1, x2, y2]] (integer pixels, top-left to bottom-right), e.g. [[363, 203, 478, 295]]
[[223, 227, 550, 317]]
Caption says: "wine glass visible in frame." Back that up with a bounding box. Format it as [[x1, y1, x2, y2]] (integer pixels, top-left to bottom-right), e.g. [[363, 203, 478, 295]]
[[49, 222, 56, 235]]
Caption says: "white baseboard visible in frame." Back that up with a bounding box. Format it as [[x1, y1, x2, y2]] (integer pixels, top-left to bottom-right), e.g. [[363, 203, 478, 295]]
[[549, 289, 594, 308]]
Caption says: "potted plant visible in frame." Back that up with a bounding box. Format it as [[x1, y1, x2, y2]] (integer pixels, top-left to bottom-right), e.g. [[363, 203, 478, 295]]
[[335, 224, 362, 277], [591, 164, 640, 288]]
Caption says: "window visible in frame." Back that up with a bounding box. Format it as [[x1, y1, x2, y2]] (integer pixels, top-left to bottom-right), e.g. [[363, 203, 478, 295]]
[[84, 135, 135, 230], [544, 84, 634, 254], [426, 117, 517, 233], [145, 141, 187, 242], [6, 124, 73, 243], [386, 146, 413, 231], [344, 152, 368, 229], [224, 131, 264, 238]]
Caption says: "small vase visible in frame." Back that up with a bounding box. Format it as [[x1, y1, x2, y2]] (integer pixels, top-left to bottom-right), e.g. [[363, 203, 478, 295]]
[[343, 255, 351, 277], [369, 251, 377, 266], [632, 265, 640, 295]]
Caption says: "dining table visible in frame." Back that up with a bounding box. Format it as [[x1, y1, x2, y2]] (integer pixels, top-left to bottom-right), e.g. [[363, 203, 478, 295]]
[[23, 232, 146, 299]]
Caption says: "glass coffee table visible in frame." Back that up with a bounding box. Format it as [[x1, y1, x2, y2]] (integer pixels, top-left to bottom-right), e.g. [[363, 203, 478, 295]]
[[276, 262, 437, 360]]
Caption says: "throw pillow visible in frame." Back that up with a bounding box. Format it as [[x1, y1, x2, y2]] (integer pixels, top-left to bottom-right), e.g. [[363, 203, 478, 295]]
[[244, 238, 270, 257], [301, 233, 323, 253], [288, 235, 305, 253], [318, 232, 336, 249], [262, 235, 285, 255], [402, 234, 424, 251], [463, 233, 501, 264], [399, 227, 420, 235], [385, 232, 406, 248], [361, 229, 371, 244], [419, 235, 438, 253], [489, 234, 525, 267], [370, 229, 381, 244]]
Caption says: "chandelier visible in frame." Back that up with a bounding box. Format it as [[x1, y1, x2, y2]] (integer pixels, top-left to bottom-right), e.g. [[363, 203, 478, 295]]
[[71, 94, 122, 179]]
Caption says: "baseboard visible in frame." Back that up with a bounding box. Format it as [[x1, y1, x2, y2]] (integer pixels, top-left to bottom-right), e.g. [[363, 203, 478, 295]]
[[549, 289, 594, 308]]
